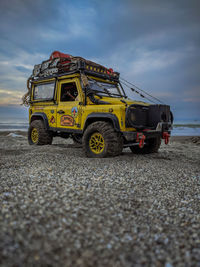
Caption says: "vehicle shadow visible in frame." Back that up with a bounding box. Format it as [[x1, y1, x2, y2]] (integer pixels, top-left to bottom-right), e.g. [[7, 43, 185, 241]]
[[52, 144, 82, 149]]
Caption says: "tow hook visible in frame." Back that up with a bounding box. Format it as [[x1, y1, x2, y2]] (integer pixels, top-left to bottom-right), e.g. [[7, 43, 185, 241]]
[[162, 132, 170, 144], [136, 133, 146, 148]]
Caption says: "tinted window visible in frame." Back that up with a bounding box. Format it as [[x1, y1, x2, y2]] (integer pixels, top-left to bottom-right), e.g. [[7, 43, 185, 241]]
[[33, 82, 55, 100]]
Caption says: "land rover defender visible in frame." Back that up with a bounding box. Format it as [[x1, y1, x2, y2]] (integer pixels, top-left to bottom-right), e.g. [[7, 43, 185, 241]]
[[23, 51, 173, 157]]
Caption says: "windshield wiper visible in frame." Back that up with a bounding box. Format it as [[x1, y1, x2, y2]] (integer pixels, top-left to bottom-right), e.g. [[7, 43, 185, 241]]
[[91, 88, 123, 98], [101, 87, 112, 96], [86, 89, 110, 104], [89, 79, 112, 96]]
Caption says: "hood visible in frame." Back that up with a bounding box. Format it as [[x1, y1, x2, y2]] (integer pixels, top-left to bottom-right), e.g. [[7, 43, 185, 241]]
[[95, 96, 150, 107]]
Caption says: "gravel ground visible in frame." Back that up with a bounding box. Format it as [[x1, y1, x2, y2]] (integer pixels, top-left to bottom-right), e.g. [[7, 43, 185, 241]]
[[0, 133, 200, 267]]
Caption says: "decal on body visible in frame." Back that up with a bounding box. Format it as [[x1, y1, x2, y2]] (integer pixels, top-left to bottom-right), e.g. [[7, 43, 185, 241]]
[[50, 116, 55, 124], [71, 106, 78, 118], [60, 115, 74, 126]]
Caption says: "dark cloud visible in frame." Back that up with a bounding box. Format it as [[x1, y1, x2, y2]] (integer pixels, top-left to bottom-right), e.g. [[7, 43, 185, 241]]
[[15, 66, 30, 73], [92, 0, 200, 54], [0, 0, 199, 56], [0, 0, 199, 120], [0, 0, 62, 54]]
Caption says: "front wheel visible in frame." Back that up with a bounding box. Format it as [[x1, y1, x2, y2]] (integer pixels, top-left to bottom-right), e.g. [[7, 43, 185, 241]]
[[82, 121, 123, 158], [28, 120, 53, 145], [130, 137, 161, 154]]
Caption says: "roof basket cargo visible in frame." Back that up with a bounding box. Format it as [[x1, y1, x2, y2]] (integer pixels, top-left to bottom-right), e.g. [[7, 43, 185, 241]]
[[31, 51, 120, 81]]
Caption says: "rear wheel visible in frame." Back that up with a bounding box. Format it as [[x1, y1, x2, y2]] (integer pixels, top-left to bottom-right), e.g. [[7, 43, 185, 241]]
[[83, 121, 123, 158], [28, 120, 53, 145], [130, 137, 161, 154]]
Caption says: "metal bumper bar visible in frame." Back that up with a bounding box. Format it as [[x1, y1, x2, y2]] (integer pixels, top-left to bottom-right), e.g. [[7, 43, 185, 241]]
[[123, 122, 172, 142]]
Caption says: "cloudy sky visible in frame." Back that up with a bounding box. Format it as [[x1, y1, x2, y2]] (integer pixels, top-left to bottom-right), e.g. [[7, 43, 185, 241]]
[[0, 0, 199, 121]]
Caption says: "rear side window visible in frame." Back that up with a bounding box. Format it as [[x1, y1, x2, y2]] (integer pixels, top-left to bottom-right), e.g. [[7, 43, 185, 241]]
[[33, 82, 55, 100]]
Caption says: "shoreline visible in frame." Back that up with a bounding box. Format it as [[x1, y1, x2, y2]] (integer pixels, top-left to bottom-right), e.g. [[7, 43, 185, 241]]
[[0, 130, 28, 136]]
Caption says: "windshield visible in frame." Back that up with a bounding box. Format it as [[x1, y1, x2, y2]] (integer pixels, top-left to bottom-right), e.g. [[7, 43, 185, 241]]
[[88, 79, 123, 97]]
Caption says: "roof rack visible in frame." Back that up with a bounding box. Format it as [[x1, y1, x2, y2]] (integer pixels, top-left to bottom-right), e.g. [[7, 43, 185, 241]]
[[31, 51, 120, 82]]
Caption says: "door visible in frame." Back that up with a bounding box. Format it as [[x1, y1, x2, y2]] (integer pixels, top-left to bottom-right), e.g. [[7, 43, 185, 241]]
[[56, 79, 82, 130]]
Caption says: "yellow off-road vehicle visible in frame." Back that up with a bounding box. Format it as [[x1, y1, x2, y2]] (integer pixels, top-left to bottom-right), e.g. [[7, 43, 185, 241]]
[[24, 51, 173, 158]]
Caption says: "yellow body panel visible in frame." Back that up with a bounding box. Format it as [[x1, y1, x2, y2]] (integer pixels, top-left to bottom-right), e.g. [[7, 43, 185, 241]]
[[29, 73, 150, 133]]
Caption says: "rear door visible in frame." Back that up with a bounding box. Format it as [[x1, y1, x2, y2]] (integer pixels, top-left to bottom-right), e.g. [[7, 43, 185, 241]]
[[56, 78, 83, 130]]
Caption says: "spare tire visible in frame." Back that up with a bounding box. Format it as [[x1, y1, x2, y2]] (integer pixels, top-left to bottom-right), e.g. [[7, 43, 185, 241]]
[[126, 104, 149, 130]]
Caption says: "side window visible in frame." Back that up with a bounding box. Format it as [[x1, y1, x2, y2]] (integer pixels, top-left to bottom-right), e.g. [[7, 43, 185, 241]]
[[60, 82, 78, 102], [33, 82, 55, 100]]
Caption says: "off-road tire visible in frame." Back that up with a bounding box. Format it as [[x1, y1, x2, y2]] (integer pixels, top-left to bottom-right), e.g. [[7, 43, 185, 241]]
[[83, 121, 123, 158], [28, 120, 53, 145], [130, 137, 161, 154], [72, 134, 83, 144]]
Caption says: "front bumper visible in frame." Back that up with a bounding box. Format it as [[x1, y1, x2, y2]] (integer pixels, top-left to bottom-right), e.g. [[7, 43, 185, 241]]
[[123, 122, 172, 142]]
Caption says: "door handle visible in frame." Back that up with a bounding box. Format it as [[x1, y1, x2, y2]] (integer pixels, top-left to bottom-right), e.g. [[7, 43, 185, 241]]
[[57, 110, 65, 114]]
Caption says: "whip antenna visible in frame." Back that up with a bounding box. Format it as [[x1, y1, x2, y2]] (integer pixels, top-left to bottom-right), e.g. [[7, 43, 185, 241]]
[[120, 77, 165, 104]]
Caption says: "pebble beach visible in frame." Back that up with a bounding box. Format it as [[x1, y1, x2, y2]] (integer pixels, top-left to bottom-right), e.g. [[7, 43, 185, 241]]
[[0, 133, 200, 266]]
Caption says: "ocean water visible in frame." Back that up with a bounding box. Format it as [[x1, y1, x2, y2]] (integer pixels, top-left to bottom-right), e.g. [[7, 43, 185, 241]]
[[172, 125, 200, 136], [0, 122, 28, 131], [0, 117, 28, 132], [0, 106, 29, 131]]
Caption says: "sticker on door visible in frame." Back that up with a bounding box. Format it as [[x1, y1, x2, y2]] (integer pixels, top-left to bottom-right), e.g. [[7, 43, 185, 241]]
[[71, 107, 78, 118], [60, 115, 74, 126]]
